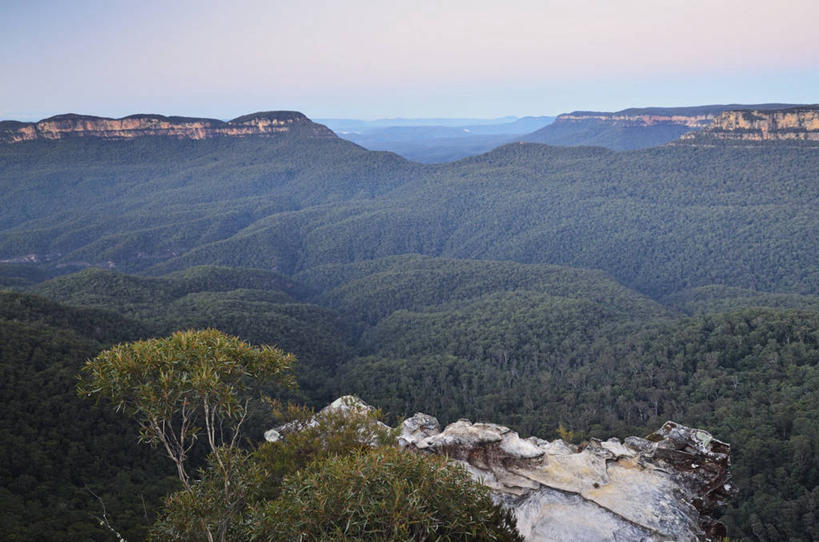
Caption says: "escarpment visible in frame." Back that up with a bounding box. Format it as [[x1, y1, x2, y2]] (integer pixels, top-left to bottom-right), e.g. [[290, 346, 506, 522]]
[[679, 106, 819, 143], [269, 397, 734, 542], [520, 103, 802, 150], [0, 111, 336, 142], [553, 111, 715, 128]]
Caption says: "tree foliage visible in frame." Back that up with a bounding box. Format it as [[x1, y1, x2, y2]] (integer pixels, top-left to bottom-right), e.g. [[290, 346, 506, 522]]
[[78, 329, 296, 541], [78, 329, 295, 488], [150, 399, 518, 542], [150, 446, 262, 542]]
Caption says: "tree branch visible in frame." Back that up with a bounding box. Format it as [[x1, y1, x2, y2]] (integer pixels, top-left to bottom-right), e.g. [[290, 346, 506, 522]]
[[85, 485, 126, 541]]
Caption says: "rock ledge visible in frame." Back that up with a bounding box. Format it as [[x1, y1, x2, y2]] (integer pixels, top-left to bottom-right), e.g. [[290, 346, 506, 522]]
[[269, 397, 733, 541]]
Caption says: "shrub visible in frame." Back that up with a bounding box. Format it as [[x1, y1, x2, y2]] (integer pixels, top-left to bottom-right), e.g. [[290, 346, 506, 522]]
[[251, 445, 522, 541]]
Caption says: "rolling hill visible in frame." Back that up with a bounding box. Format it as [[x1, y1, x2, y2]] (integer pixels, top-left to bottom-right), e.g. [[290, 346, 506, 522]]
[[1, 122, 816, 299]]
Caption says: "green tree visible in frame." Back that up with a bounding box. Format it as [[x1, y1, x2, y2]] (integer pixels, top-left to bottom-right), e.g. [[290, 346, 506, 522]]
[[78, 329, 296, 541], [153, 398, 396, 541]]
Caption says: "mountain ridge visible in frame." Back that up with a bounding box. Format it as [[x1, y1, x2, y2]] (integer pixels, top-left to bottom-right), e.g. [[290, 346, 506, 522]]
[[520, 103, 807, 150], [0, 111, 336, 142]]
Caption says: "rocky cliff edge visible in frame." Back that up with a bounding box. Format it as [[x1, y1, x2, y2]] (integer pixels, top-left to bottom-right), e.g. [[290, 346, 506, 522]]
[[268, 396, 733, 542], [678, 106, 819, 143]]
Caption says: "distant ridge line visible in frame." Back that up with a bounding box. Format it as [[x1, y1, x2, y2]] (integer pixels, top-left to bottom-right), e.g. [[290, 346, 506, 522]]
[[565, 103, 809, 117], [0, 111, 336, 143]]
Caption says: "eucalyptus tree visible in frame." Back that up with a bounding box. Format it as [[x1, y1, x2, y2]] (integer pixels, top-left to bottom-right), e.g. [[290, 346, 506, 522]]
[[78, 328, 296, 541]]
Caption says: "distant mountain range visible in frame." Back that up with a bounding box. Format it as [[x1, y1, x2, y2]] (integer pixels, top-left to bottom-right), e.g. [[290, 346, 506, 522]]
[[319, 116, 555, 162], [4, 105, 817, 160], [317, 116, 518, 129], [318, 104, 819, 159], [1, 110, 816, 296]]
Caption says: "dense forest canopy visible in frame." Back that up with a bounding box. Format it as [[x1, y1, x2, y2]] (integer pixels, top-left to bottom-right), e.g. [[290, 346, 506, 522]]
[[1, 128, 817, 540], [0, 137, 816, 297]]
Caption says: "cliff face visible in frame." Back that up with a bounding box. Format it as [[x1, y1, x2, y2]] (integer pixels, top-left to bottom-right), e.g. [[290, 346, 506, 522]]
[[680, 107, 819, 142], [271, 397, 733, 542], [555, 112, 715, 128], [519, 104, 804, 150], [0, 111, 336, 143]]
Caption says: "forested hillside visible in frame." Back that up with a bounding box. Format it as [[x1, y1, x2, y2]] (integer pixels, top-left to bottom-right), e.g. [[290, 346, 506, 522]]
[[0, 292, 174, 540], [0, 268, 357, 540], [30, 266, 353, 401], [1, 121, 817, 540], [296, 257, 819, 539], [2, 257, 816, 539], [1, 136, 816, 298]]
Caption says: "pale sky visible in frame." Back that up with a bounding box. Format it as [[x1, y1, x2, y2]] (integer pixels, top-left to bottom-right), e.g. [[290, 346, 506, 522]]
[[1, 0, 818, 120]]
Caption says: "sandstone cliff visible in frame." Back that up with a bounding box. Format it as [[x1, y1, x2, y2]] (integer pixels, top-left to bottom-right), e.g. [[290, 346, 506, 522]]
[[269, 397, 733, 541], [679, 106, 819, 143], [0, 111, 336, 143], [520, 104, 802, 150], [554, 111, 715, 128]]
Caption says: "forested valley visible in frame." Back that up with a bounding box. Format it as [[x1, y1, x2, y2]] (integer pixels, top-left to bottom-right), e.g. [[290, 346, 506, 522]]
[[1, 127, 817, 540]]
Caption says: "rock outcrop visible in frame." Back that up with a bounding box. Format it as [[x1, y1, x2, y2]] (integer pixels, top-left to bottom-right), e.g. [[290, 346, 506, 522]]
[[679, 106, 819, 143], [270, 397, 733, 541], [401, 415, 732, 541], [0, 111, 336, 143]]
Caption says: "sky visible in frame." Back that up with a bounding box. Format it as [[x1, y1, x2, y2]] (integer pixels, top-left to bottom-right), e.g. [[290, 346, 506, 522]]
[[2, 0, 818, 120]]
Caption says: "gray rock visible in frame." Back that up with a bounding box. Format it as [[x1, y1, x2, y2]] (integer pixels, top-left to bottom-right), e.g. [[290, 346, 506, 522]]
[[398, 412, 440, 448], [398, 413, 732, 541], [274, 398, 733, 541]]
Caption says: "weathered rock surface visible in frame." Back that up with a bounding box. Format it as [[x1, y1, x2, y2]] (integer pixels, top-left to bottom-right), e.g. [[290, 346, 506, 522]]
[[265, 396, 731, 540], [0, 111, 335, 143], [400, 414, 732, 541]]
